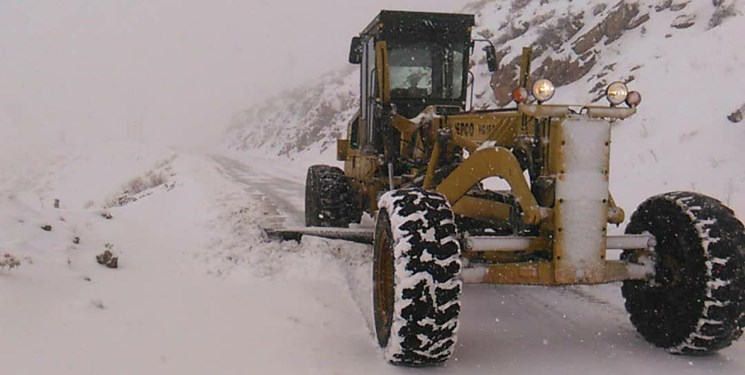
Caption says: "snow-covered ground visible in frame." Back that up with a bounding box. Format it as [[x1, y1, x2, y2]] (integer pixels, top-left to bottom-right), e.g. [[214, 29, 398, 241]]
[[2, 142, 744, 374]]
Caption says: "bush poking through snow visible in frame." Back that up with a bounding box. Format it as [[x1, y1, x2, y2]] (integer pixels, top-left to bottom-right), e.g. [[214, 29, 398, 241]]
[[0, 254, 21, 269], [96, 244, 118, 269], [709, 1, 740, 29], [727, 103, 745, 123], [106, 163, 174, 208]]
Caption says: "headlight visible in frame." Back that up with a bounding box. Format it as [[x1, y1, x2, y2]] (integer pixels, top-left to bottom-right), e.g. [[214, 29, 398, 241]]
[[606, 81, 628, 106], [532, 79, 555, 103]]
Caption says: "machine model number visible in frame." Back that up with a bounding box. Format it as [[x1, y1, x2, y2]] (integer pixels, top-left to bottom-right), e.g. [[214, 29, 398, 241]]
[[454, 122, 497, 137]]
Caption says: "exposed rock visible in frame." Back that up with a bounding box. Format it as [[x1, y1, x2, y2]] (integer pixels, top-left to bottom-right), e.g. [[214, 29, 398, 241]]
[[476, 28, 494, 40], [627, 12, 650, 30], [590, 80, 608, 95], [670, 0, 691, 11], [601, 63, 617, 74], [96, 249, 119, 269], [593, 3, 608, 16], [532, 55, 598, 87], [728, 105, 745, 123], [531, 10, 557, 27], [494, 47, 512, 68], [671, 14, 696, 28], [490, 60, 520, 106], [656, 0, 673, 12], [511, 0, 533, 11], [534, 12, 585, 54], [604, 2, 641, 43], [573, 1, 643, 55], [709, 2, 740, 29], [489, 9, 592, 106], [727, 110, 743, 123], [495, 21, 530, 44]]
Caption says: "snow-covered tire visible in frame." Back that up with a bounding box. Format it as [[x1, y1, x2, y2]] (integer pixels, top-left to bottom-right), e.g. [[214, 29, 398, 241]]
[[622, 191, 745, 354], [305, 165, 359, 227], [373, 188, 462, 366]]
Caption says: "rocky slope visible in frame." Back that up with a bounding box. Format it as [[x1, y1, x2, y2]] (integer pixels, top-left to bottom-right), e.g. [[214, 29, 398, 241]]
[[226, 0, 742, 157]]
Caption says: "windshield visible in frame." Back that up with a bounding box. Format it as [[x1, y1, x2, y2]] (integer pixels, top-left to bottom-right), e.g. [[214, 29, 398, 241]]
[[387, 42, 465, 100]]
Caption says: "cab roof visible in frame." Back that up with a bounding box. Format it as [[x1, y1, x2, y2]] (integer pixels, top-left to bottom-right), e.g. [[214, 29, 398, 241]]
[[359, 10, 475, 41]]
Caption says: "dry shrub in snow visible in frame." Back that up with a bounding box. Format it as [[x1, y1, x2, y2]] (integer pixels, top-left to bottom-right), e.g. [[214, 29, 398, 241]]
[[105, 161, 174, 207], [0, 253, 21, 269], [125, 171, 167, 196], [709, 1, 741, 29]]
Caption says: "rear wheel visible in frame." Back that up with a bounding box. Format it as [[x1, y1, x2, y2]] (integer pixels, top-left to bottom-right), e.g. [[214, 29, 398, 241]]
[[622, 191, 745, 354], [373, 188, 462, 366], [304, 165, 359, 227]]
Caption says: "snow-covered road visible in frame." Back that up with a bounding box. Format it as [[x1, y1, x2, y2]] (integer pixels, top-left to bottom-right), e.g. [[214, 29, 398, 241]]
[[210, 154, 745, 374], [2, 147, 744, 374]]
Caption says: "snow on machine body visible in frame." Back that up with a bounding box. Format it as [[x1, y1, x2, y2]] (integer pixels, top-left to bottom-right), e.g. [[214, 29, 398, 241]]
[[270, 10, 745, 366]]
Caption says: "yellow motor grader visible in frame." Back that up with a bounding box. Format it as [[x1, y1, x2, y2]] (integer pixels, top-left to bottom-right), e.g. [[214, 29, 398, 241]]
[[271, 10, 745, 367]]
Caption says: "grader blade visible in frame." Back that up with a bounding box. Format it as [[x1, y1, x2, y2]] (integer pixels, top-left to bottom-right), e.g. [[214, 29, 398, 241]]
[[264, 227, 374, 244]]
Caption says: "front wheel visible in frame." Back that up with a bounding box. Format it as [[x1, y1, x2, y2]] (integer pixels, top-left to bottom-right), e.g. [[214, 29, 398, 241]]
[[373, 188, 462, 366], [622, 191, 745, 354], [304, 165, 359, 227]]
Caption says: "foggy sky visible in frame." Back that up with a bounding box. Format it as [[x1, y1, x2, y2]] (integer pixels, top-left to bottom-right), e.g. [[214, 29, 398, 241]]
[[0, 0, 472, 149]]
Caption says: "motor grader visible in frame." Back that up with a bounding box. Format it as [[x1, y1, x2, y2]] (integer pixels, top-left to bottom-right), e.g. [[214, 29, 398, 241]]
[[273, 10, 745, 367]]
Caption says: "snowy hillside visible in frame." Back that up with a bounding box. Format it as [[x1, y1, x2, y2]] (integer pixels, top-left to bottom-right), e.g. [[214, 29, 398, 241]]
[[226, 0, 745, 217]]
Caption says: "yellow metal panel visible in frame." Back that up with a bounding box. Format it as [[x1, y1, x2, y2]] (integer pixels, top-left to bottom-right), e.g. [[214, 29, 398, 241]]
[[607, 192, 625, 225], [375, 41, 390, 103], [463, 262, 556, 285], [436, 147, 541, 225], [450, 132, 479, 153], [451, 196, 511, 222], [445, 113, 520, 146], [391, 115, 418, 135], [422, 140, 442, 189], [345, 155, 378, 182], [337, 139, 349, 161]]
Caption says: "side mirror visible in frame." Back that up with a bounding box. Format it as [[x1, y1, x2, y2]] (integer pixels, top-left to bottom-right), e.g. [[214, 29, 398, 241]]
[[484, 45, 498, 72], [349, 37, 363, 64]]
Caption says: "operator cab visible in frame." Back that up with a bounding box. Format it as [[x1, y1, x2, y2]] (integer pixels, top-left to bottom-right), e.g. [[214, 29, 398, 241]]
[[349, 10, 476, 118]]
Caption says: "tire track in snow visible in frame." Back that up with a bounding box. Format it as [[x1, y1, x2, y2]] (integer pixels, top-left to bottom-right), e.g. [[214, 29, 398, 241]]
[[209, 155, 642, 347], [210, 154, 305, 227], [206, 154, 745, 372], [208, 154, 378, 337]]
